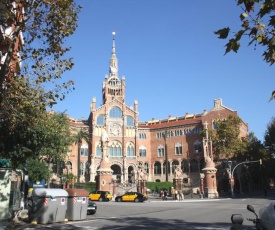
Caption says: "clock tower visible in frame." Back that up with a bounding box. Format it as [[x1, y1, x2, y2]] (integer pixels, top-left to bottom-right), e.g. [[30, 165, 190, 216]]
[[89, 32, 139, 185]]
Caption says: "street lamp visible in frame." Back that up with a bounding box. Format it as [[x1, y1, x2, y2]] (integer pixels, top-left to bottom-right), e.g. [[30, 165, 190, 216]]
[[230, 159, 262, 198]]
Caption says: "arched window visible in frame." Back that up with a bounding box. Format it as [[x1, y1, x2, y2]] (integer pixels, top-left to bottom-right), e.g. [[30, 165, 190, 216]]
[[139, 146, 146, 157], [109, 107, 122, 118], [172, 160, 179, 173], [127, 116, 134, 127], [96, 142, 102, 157], [154, 162, 161, 174], [96, 114, 105, 125], [144, 162, 149, 174], [80, 145, 88, 157], [194, 140, 202, 153], [175, 142, 182, 155], [127, 143, 135, 156], [109, 141, 122, 157], [163, 161, 170, 174], [181, 159, 189, 173], [157, 145, 164, 157], [85, 161, 90, 174]]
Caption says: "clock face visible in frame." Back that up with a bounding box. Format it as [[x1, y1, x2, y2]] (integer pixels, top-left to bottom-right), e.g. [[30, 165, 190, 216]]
[[110, 123, 121, 136]]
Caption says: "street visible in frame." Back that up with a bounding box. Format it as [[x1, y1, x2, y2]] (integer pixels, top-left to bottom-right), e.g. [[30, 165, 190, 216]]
[[14, 197, 274, 230]]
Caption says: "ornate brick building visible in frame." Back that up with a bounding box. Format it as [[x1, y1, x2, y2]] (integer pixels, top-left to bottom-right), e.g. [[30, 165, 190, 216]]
[[63, 34, 249, 187]]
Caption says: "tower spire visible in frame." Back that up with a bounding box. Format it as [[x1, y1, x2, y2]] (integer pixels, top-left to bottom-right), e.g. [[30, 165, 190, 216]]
[[110, 32, 118, 76]]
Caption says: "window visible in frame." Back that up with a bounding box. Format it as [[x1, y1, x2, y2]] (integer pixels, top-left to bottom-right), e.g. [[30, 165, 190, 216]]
[[139, 147, 146, 157], [127, 116, 134, 127], [175, 129, 182, 136], [139, 133, 146, 139], [163, 161, 170, 174], [85, 162, 90, 174], [144, 162, 149, 174], [175, 142, 182, 155], [109, 107, 122, 118], [154, 162, 161, 174], [193, 127, 201, 134], [212, 120, 218, 130], [157, 145, 164, 157], [172, 161, 179, 173], [127, 143, 135, 156], [181, 160, 189, 173], [194, 141, 202, 153], [96, 114, 105, 125], [109, 141, 122, 157], [96, 142, 102, 157], [80, 146, 88, 157]]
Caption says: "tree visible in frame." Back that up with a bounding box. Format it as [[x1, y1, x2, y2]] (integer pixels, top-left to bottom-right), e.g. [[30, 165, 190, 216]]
[[26, 158, 52, 183], [71, 128, 90, 183], [0, 0, 81, 103], [210, 115, 244, 160], [0, 108, 72, 169], [0, 0, 81, 169], [264, 116, 275, 156], [214, 0, 275, 100]]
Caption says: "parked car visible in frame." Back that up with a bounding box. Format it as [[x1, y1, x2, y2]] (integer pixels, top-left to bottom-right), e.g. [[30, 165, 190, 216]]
[[87, 200, 97, 215], [89, 190, 112, 201], [115, 192, 148, 202]]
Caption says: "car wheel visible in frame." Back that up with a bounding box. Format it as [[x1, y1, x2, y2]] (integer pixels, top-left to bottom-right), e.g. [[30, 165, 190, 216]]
[[99, 197, 103, 202], [134, 198, 139, 202], [117, 197, 122, 202]]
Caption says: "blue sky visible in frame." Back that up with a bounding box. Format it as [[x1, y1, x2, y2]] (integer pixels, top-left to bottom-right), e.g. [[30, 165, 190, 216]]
[[54, 0, 275, 142]]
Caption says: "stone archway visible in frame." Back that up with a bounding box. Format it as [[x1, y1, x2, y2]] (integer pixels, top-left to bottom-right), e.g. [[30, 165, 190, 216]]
[[111, 164, 122, 183]]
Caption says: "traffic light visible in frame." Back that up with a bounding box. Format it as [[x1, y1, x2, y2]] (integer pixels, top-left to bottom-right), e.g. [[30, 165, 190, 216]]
[[259, 159, 262, 165]]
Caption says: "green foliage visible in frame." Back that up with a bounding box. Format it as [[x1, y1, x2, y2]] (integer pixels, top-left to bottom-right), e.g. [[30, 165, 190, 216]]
[[214, 0, 275, 100], [210, 115, 243, 159], [0, 0, 81, 168], [264, 117, 275, 156], [0, 106, 72, 168], [147, 181, 173, 191], [71, 128, 90, 182], [0, 0, 82, 102], [74, 182, 96, 193], [27, 158, 52, 182]]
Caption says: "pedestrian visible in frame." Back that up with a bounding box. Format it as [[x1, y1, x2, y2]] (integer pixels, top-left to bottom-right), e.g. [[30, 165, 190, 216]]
[[161, 190, 165, 200], [164, 190, 168, 200], [171, 187, 175, 200], [175, 189, 178, 201], [178, 190, 183, 200]]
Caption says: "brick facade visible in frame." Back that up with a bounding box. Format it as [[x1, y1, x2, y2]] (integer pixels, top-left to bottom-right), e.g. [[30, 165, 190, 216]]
[[64, 35, 248, 186]]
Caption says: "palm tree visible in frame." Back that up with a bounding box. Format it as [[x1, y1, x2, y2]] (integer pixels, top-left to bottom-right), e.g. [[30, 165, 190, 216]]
[[71, 128, 90, 182]]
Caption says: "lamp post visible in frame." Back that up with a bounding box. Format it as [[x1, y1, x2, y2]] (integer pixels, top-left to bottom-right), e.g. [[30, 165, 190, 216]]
[[163, 130, 168, 182], [230, 159, 262, 198], [227, 161, 233, 197]]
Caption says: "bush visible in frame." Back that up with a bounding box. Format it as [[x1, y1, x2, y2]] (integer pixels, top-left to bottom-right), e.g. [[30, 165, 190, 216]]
[[73, 182, 96, 193], [147, 181, 173, 193]]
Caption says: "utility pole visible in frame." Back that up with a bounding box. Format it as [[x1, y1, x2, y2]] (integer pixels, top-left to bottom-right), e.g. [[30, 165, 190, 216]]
[[163, 130, 168, 182]]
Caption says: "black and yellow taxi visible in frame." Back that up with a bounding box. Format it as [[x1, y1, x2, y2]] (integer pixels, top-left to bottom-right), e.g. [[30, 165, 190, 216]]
[[89, 190, 112, 201], [115, 192, 148, 202]]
